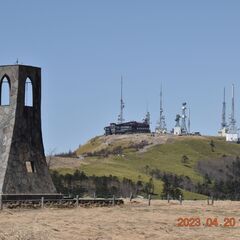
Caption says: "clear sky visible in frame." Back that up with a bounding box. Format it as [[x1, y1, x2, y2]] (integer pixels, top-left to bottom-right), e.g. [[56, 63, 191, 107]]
[[0, 1, 240, 153]]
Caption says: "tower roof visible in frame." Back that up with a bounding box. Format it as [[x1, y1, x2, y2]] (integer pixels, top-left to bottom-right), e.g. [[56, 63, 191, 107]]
[[0, 64, 41, 70]]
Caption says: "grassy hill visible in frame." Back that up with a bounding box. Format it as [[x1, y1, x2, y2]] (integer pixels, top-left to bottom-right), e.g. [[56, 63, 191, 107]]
[[52, 134, 240, 200]]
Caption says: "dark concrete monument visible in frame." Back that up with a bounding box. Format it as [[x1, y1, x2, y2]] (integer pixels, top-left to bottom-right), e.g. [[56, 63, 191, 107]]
[[0, 65, 56, 195]]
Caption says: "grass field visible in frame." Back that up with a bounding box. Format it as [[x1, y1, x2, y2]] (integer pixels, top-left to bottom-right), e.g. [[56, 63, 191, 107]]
[[1, 200, 240, 239]]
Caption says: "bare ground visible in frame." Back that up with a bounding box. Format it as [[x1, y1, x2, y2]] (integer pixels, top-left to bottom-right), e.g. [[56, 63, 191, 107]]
[[48, 156, 84, 170], [0, 200, 239, 240]]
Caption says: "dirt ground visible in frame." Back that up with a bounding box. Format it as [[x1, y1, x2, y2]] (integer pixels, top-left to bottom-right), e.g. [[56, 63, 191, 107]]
[[0, 200, 239, 240]]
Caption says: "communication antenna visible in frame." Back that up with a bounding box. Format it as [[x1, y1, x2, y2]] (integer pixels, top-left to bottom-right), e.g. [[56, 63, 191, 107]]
[[181, 102, 188, 134], [231, 84, 235, 124], [229, 84, 237, 133], [188, 107, 191, 134], [221, 87, 227, 129], [175, 114, 181, 127], [117, 76, 125, 123], [144, 101, 151, 126], [156, 83, 167, 133]]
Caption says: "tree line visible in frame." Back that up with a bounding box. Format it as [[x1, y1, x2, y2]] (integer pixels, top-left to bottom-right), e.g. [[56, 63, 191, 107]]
[[51, 170, 155, 198]]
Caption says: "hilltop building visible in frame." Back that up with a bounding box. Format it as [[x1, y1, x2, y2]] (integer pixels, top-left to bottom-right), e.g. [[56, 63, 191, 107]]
[[104, 121, 150, 135], [104, 78, 150, 135]]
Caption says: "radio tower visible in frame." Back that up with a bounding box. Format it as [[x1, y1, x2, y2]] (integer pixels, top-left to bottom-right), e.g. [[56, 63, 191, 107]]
[[155, 84, 167, 133], [221, 87, 227, 129], [117, 77, 125, 124], [181, 102, 188, 134], [144, 102, 151, 126], [188, 107, 191, 134], [228, 84, 237, 133]]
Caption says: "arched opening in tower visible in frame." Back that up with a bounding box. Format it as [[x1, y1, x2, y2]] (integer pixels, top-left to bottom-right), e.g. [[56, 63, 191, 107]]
[[0, 75, 11, 106], [25, 77, 33, 107]]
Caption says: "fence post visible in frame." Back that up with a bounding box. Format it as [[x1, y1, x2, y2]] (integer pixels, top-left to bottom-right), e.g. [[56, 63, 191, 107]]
[[167, 194, 170, 203], [41, 197, 44, 209], [0, 194, 2, 210], [112, 195, 115, 206], [179, 195, 182, 205], [130, 192, 133, 202], [211, 196, 214, 205], [207, 197, 210, 205], [76, 195, 79, 207], [148, 194, 151, 206]]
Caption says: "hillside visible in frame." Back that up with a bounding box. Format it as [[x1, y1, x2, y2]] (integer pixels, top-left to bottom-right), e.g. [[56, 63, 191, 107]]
[[50, 134, 240, 200]]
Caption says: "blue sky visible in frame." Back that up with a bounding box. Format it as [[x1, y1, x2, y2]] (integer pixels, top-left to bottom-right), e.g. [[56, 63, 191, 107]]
[[0, 1, 240, 152]]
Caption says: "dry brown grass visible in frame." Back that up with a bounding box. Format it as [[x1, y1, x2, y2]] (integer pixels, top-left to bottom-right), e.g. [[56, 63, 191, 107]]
[[48, 156, 84, 170], [0, 200, 240, 239]]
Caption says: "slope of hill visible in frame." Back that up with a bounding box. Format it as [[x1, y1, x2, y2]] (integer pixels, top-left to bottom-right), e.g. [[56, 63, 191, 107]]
[[50, 134, 240, 200]]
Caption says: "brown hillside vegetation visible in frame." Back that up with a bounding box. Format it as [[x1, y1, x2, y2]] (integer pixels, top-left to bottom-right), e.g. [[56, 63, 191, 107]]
[[48, 156, 84, 170], [0, 200, 240, 239]]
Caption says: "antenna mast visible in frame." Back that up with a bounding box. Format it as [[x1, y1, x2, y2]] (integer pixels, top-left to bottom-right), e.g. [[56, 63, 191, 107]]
[[229, 84, 237, 133], [144, 101, 151, 126], [231, 84, 235, 123], [160, 84, 163, 126], [155, 83, 167, 133], [181, 102, 188, 134], [221, 87, 227, 128], [188, 107, 191, 133], [118, 76, 125, 123]]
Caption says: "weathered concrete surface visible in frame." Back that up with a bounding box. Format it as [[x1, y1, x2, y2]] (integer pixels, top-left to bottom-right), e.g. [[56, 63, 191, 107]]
[[0, 65, 56, 194]]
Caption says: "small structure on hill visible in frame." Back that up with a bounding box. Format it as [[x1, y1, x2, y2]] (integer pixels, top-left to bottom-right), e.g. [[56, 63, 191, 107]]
[[225, 84, 239, 142], [173, 102, 190, 135], [173, 114, 182, 135], [104, 121, 150, 135], [218, 85, 239, 142]]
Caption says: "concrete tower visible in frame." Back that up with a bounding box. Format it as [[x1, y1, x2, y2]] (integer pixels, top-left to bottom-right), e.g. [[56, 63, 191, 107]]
[[0, 65, 56, 195]]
